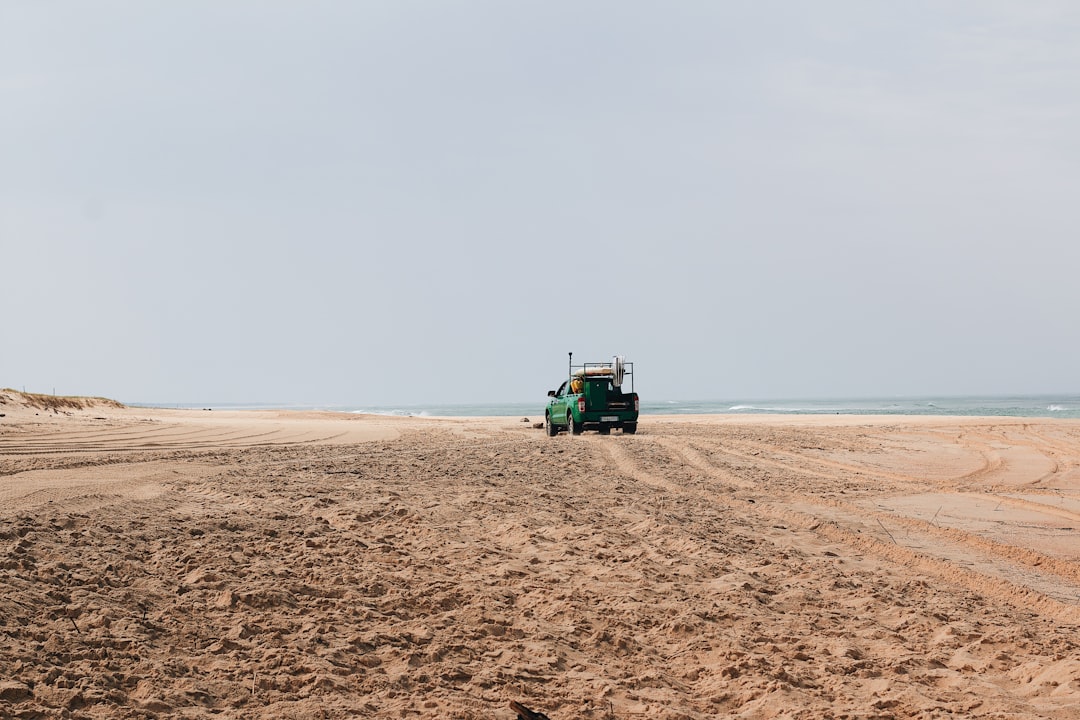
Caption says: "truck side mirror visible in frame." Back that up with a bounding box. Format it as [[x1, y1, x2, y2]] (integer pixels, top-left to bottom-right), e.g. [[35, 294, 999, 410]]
[[547, 390, 556, 397]]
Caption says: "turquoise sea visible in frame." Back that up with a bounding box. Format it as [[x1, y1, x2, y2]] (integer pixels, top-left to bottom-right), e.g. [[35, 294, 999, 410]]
[[152, 395, 1080, 420]]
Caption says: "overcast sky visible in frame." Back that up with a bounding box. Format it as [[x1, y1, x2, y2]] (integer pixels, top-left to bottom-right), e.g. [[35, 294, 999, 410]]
[[3, 2, 1078, 406]]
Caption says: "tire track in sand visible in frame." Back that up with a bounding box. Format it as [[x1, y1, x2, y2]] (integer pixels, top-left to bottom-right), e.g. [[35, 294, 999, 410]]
[[595, 434, 1080, 626], [666, 435, 1080, 574], [0, 460, 183, 513]]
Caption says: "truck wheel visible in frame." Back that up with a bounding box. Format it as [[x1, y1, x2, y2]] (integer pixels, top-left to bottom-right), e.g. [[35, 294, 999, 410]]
[[568, 413, 583, 435], [545, 412, 558, 437], [598, 426, 611, 435], [623, 423, 637, 434]]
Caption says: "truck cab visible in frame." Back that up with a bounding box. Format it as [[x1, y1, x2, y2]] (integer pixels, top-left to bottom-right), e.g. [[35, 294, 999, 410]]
[[545, 356, 638, 436]]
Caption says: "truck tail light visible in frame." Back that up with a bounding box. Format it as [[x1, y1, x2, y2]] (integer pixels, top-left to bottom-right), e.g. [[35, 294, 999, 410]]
[[634, 395, 639, 412], [578, 396, 586, 414]]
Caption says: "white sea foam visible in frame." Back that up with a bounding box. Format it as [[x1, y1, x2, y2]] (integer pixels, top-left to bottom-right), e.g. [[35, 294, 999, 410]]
[[323, 396, 1080, 419], [350, 408, 431, 417], [729, 405, 815, 413]]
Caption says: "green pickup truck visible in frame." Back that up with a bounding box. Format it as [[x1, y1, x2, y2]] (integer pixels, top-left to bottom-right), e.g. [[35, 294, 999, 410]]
[[545, 355, 639, 436]]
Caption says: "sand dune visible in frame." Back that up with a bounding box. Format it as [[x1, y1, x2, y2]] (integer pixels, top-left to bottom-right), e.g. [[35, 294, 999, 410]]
[[1, 404, 1078, 718]]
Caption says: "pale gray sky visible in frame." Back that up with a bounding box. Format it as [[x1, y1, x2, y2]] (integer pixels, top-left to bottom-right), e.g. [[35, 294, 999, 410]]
[[3, 2, 1078, 405]]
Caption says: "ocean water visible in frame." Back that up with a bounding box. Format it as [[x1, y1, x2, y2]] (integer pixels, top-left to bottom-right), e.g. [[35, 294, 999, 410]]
[[641, 395, 1080, 419], [147, 395, 1080, 419]]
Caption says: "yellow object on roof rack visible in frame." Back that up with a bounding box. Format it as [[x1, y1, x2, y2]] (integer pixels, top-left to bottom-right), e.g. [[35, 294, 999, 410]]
[[573, 367, 614, 377]]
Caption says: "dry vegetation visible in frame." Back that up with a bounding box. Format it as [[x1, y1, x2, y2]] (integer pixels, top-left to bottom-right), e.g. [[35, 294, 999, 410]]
[[0, 389, 125, 413]]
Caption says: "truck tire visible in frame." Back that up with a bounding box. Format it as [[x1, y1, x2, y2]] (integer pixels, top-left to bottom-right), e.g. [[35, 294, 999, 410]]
[[568, 413, 583, 435], [598, 426, 611, 435], [623, 423, 637, 434], [545, 412, 558, 436]]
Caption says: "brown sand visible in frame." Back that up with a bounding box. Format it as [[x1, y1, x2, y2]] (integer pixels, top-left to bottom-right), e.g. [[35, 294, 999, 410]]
[[1, 395, 1078, 718]]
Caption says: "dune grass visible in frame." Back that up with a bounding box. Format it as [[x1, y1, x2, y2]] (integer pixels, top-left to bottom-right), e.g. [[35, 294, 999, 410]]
[[0, 389, 124, 411]]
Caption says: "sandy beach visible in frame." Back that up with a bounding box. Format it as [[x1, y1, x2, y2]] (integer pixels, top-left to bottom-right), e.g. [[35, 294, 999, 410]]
[[1, 393, 1078, 719]]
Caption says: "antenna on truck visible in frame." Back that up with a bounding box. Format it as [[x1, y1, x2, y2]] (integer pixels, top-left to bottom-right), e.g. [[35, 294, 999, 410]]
[[568, 352, 573, 379]]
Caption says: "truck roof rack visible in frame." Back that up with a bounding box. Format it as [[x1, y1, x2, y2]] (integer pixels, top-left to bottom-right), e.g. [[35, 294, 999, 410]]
[[568, 355, 633, 390]]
